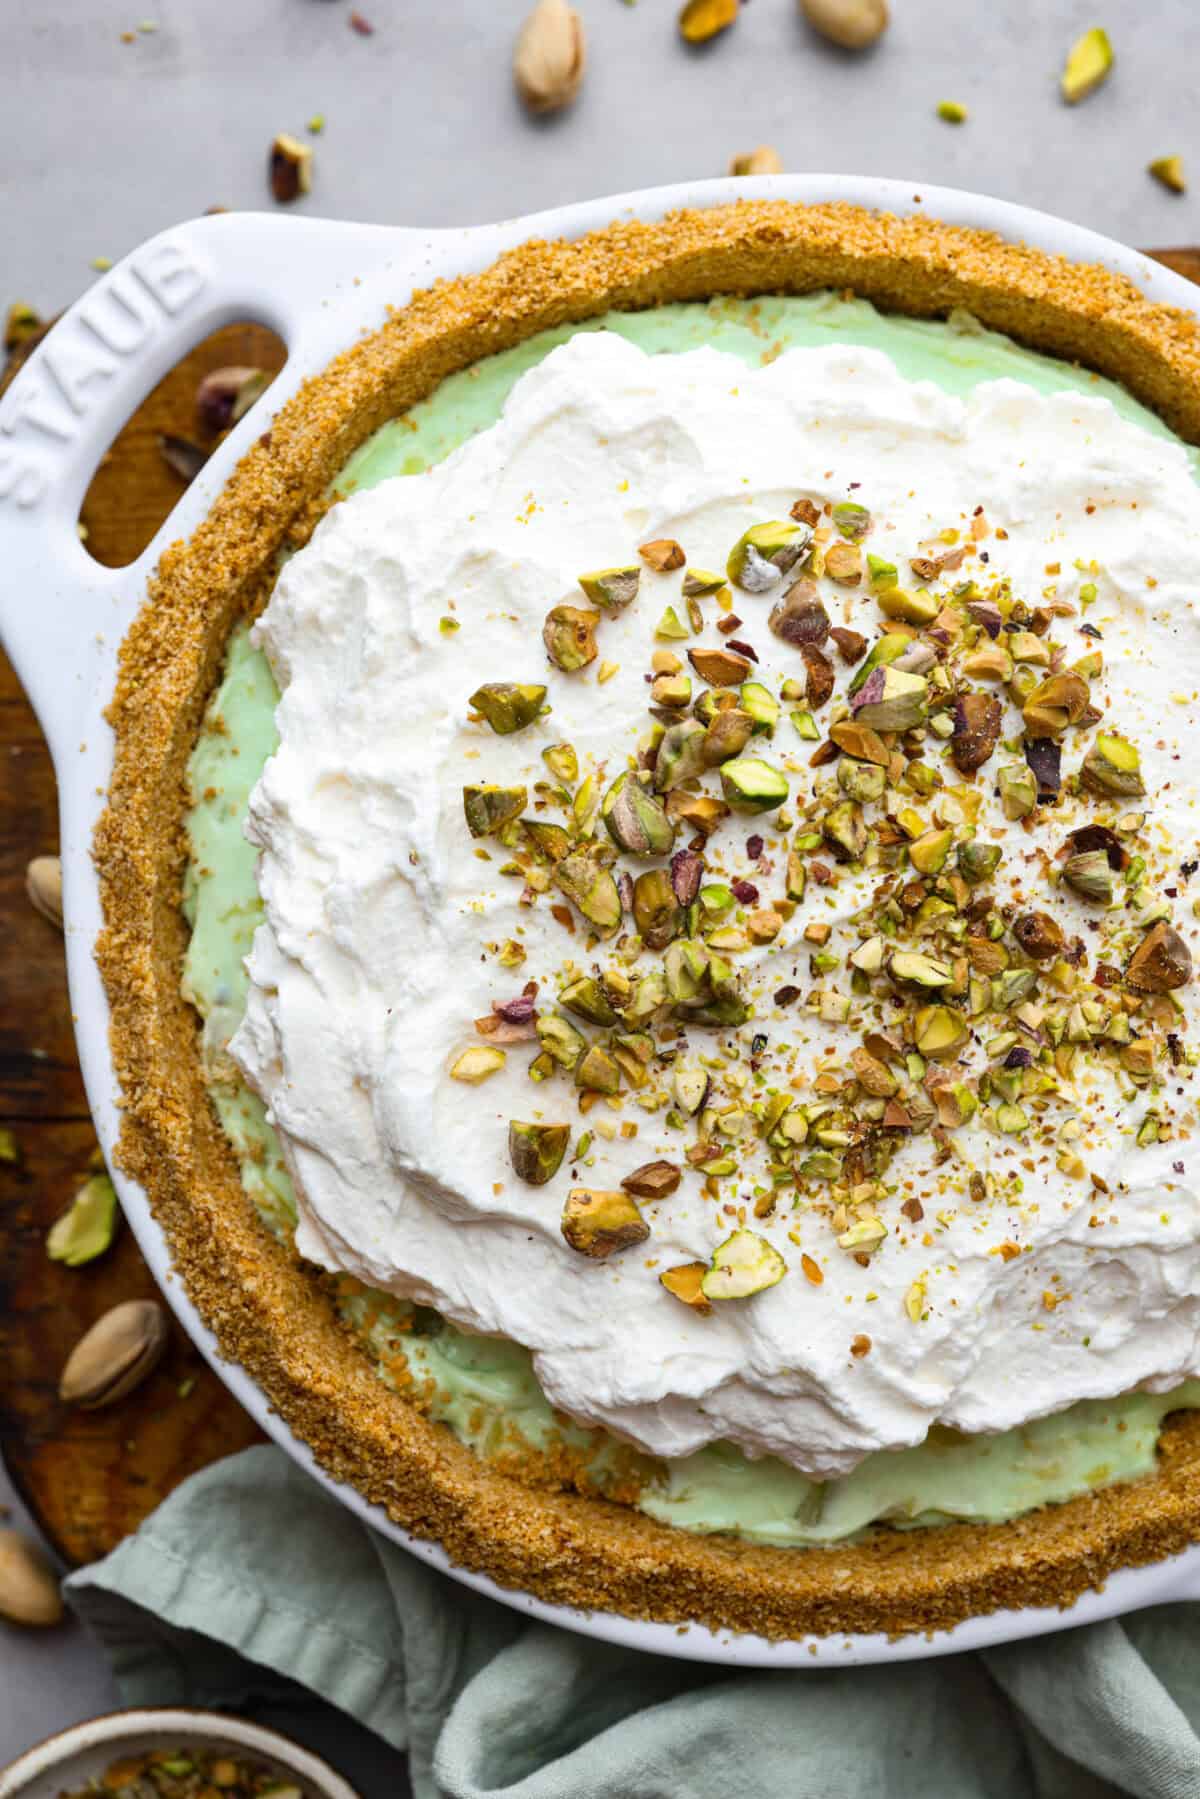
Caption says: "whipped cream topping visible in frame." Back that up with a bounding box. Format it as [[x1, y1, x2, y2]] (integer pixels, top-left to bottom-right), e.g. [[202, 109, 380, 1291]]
[[234, 332, 1200, 1479]]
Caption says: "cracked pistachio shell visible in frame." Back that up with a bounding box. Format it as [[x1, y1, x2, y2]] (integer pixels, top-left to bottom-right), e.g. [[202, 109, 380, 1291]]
[[463, 784, 527, 837], [561, 1188, 649, 1258], [59, 1299, 168, 1409], [578, 566, 640, 611], [0, 1530, 63, 1628], [543, 605, 600, 672], [659, 1261, 712, 1313], [602, 771, 676, 858], [701, 1229, 787, 1300], [720, 757, 789, 813], [470, 681, 547, 734], [726, 520, 809, 592], [633, 869, 682, 950], [555, 847, 624, 936], [46, 1173, 118, 1267], [508, 1121, 570, 1185], [653, 717, 708, 792]]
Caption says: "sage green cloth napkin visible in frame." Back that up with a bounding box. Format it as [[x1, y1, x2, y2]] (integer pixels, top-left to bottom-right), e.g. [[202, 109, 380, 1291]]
[[65, 1446, 1200, 1799]]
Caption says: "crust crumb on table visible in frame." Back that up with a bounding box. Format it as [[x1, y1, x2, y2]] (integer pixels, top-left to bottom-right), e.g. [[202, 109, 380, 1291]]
[[93, 199, 1200, 1641]]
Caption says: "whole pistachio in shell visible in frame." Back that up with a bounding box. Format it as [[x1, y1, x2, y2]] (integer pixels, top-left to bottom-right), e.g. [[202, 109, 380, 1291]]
[[0, 1530, 63, 1628], [800, 0, 888, 49], [514, 0, 586, 113], [59, 1299, 168, 1410]]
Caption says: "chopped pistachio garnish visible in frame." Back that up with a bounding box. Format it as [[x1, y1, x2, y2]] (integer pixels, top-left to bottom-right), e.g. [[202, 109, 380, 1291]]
[[561, 1187, 649, 1258], [509, 1121, 570, 1184], [544, 605, 599, 671], [1061, 26, 1113, 104], [720, 757, 789, 813], [701, 1229, 786, 1299], [469, 681, 547, 734], [655, 605, 691, 640], [659, 1261, 712, 1313], [463, 784, 527, 837], [1149, 154, 1186, 194], [937, 99, 968, 123], [450, 1045, 506, 1083], [46, 1173, 118, 1267], [578, 566, 640, 611], [726, 520, 809, 592]]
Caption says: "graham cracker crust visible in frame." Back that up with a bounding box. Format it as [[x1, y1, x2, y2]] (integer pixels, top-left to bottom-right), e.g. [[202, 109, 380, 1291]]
[[94, 199, 1200, 1641]]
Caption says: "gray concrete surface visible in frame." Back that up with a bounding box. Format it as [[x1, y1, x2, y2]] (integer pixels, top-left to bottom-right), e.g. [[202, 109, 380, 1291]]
[[2, 0, 1198, 1782]]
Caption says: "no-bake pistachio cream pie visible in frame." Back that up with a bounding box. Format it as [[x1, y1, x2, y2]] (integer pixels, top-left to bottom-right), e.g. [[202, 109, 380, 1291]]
[[98, 202, 1200, 1640]]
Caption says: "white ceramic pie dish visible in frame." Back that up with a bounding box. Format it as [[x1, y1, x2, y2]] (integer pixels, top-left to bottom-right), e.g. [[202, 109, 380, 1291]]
[[4, 173, 1200, 1668]]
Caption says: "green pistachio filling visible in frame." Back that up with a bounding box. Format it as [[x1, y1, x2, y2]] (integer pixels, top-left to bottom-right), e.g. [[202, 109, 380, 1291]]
[[184, 292, 1200, 1547]]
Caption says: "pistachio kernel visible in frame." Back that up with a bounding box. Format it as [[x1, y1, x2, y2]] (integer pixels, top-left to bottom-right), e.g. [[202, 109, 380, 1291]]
[[561, 1188, 649, 1258], [46, 1173, 118, 1267], [720, 757, 790, 814], [1080, 732, 1146, 798], [543, 605, 599, 672], [1061, 25, 1113, 104], [1126, 920, 1193, 993], [639, 538, 687, 571], [1062, 849, 1115, 905], [601, 772, 676, 859], [726, 520, 809, 593], [701, 1229, 787, 1300], [621, 1159, 683, 1201], [470, 681, 547, 734], [578, 566, 640, 612], [463, 784, 527, 838], [659, 1262, 712, 1313], [450, 1045, 506, 1083]]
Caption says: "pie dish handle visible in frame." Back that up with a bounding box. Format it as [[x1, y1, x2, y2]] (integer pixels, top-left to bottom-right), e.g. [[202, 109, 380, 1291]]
[[0, 210, 408, 766]]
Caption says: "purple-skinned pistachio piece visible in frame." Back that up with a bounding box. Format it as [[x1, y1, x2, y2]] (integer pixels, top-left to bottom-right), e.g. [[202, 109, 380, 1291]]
[[1024, 736, 1062, 800], [670, 847, 704, 907]]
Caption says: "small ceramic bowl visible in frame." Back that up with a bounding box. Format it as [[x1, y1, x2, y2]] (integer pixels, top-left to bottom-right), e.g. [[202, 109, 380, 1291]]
[[0, 1709, 360, 1799]]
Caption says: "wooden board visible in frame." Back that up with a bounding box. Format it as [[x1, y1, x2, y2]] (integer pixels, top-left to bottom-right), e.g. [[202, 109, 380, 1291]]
[[2, 255, 1198, 1570], [0, 322, 285, 1567]]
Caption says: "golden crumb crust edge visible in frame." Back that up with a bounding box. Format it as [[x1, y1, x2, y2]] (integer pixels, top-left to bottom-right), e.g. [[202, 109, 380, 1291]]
[[95, 198, 1200, 1642]]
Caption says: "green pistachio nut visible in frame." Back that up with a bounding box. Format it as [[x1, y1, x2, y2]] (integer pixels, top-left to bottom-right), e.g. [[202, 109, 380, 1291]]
[[561, 1188, 649, 1259], [1061, 26, 1112, 103], [463, 784, 527, 838], [822, 800, 868, 862], [559, 976, 618, 1026], [726, 520, 810, 593], [702, 707, 756, 767], [470, 681, 547, 734], [508, 1121, 570, 1185], [837, 759, 886, 803], [701, 1229, 787, 1300], [908, 827, 954, 876], [913, 1005, 969, 1062], [1063, 849, 1115, 905], [1080, 733, 1146, 799], [542, 742, 579, 785], [847, 629, 907, 696], [831, 500, 871, 540], [633, 869, 682, 950], [890, 950, 952, 990], [739, 681, 780, 736], [876, 587, 939, 627], [682, 567, 727, 598], [653, 717, 708, 792], [957, 841, 1007, 885], [575, 1043, 623, 1094], [543, 605, 600, 672], [997, 763, 1038, 821], [601, 772, 676, 859], [536, 1012, 586, 1069], [555, 847, 624, 936], [850, 667, 928, 732], [866, 554, 899, 589], [720, 757, 789, 814], [578, 566, 640, 612], [46, 1173, 118, 1267]]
